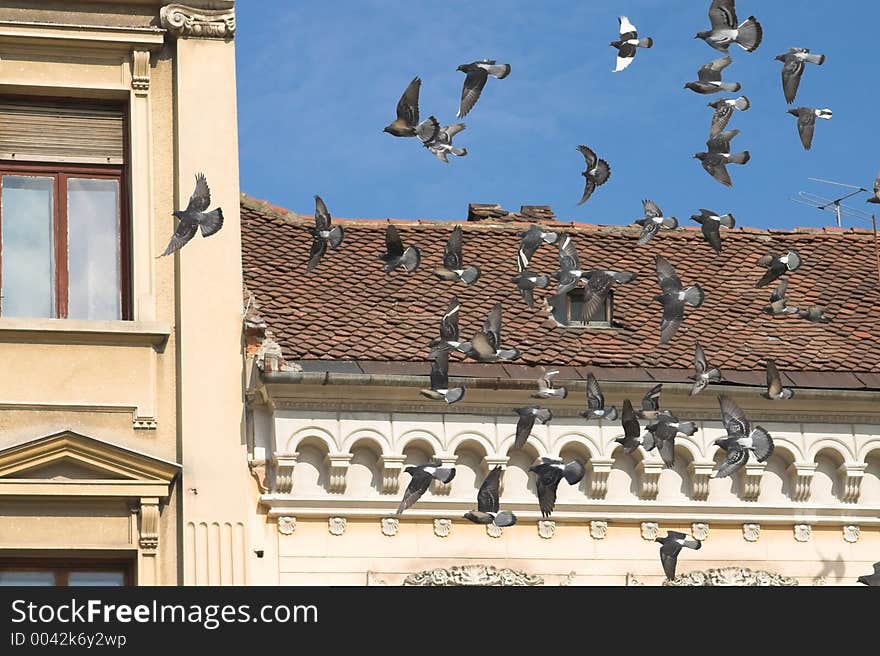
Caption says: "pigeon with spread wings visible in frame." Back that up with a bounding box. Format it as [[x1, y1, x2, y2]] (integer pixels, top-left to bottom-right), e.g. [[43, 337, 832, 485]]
[[459, 303, 521, 363], [456, 60, 511, 119], [696, 0, 762, 53], [529, 458, 586, 518], [689, 342, 722, 396], [762, 280, 798, 316], [419, 351, 465, 405], [581, 373, 618, 421], [694, 129, 750, 187], [464, 465, 517, 527], [432, 226, 481, 285], [513, 406, 553, 451], [305, 195, 344, 272], [762, 359, 794, 400], [610, 16, 653, 72], [645, 414, 698, 468], [755, 250, 801, 288], [685, 56, 741, 95], [379, 224, 421, 273], [577, 146, 611, 205], [654, 256, 705, 345], [396, 460, 457, 515], [635, 200, 678, 246], [512, 270, 550, 308], [787, 107, 832, 151], [776, 48, 826, 105], [532, 370, 568, 400], [517, 224, 560, 272], [656, 531, 702, 581], [424, 122, 468, 162], [713, 394, 774, 478], [635, 383, 666, 421], [428, 298, 466, 358], [708, 96, 750, 137], [615, 399, 655, 454], [383, 76, 437, 139], [690, 209, 735, 254], [160, 173, 224, 257]]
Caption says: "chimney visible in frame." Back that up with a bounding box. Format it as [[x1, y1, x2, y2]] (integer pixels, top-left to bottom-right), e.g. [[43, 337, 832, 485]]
[[466, 203, 558, 223], [518, 205, 556, 222], [467, 203, 511, 222]]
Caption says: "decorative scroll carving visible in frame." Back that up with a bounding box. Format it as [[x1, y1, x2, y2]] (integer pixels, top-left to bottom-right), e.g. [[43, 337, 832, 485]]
[[637, 461, 663, 500], [131, 50, 150, 93], [689, 462, 714, 501], [160, 4, 236, 39], [431, 455, 458, 496], [272, 453, 298, 494], [789, 462, 817, 502], [247, 447, 268, 493], [839, 463, 866, 504], [328, 517, 346, 536], [381, 517, 399, 537], [740, 462, 766, 501], [743, 523, 760, 542], [403, 565, 543, 586], [843, 524, 860, 544], [640, 521, 659, 541], [326, 453, 352, 494], [379, 455, 406, 495], [139, 499, 160, 551], [794, 524, 812, 542], [587, 458, 614, 499], [277, 516, 296, 535], [691, 522, 709, 541], [538, 520, 556, 539], [590, 520, 608, 540], [433, 518, 452, 538], [664, 567, 798, 586], [132, 416, 158, 430], [486, 524, 503, 538]]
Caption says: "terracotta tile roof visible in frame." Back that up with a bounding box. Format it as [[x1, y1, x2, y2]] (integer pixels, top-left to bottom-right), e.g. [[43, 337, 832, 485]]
[[240, 194, 880, 388]]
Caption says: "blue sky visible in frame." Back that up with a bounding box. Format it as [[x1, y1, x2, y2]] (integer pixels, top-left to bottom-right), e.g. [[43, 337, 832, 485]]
[[235, 1, 880, 231]]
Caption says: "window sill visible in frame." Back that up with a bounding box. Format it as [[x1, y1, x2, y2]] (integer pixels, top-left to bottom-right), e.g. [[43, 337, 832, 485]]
[[0, 317, 170, 347]]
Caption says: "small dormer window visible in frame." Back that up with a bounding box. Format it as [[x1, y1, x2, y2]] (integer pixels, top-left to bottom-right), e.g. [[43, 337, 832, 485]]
[[551, 289, 612, 327]]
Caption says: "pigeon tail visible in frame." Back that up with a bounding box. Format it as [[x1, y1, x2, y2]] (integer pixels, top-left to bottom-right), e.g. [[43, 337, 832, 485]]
[[493, 510, 517, 527], [718, 82, 742, 92], [817, 109, 833, 120], [328, 225, 344, 249], [728, 151, 750, 165], [735, 16, 763, 52], [734, 96, 751, 111], [605, 406, 619, 422], [431, 467, 457, 484], [497, 348, 522, 361], [458, 266, 482, 285], [400, 246, 421, 272], [805, 52, 826, 65], [677, 421, 698, 436], [563, 460, 586, 485], [199, 208, 224, 238], [450, 147, 468, 157], [684, 285, 705, 307], [485, 63, 512, 79], [638, 37, 654, 48], [661, 217, 679, 229], [719, 214, 736, 228], [443, 388, 465, 406], [750, 426, 774, 461]]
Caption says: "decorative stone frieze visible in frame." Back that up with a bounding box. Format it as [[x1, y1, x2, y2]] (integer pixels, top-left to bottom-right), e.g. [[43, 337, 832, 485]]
[[381, 517, 399, 537], [486, 524, 503, 538], [538, 520, 556, 539], [794, 524, 812, 542], [403, 565, 543, 586], [590, 520, 608, 540], [843, 524, 860, 544], [277, 516, 296, 535], [160, 3, 236, 39], [743, 523, 760, 542], [587, 458, 614, 499], [433, 518, 452, 538], [328, 517, 346, 536], [664, 567, 798, 586], [691, 522, 709, 541], [640, 522, 659, 541]]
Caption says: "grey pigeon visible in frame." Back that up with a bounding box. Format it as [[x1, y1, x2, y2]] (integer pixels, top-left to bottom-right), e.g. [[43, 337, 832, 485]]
[[306, 195, 344, 272], [581, 373, 618, 421], [432, 225, 481, 284], [635, 199, 678, 246], [384, 77, 430, 138], [761, 358, 794, 400], [512, 270, 550, 308], [762, 280, 798, 316], [160, 172, 224, 257], [464, 465, 517, 527], [459, 302, 521, 362], [456, 59, 511, 118], [577, 145, 611, 205], [615, 399, 651, 453], [396, 460, 457, 514], [858, 562, 880, 586], [575, 269, 636, 322], [428, 297, 465, 358], [532, 370, 568, 400], [694, 129, 750, 187], [708, 96, 750, 137], [690, 209, 735, 254], [419, 351, 465, 405], [379, 224, 421, 273], [867, 172, 880, 204], [787, 107, 832, 151], [656, 531, 702, 581], [517, 224, 560, 271], [685, 56, 741, 95], [552, 234, 585, 296], [513, 406, 553, 450], [654, 255, 705, 344], [635, 383, 666, 421], [797, 306, 830, 323], [755, 250, 801, 288], [611, 16, 653, 72], [646, 413, 698, 469], [776, 48, 826, 105], [424, 122, 468, 162], [713, 394, 774, 478], [529, 457, 586, 517], [689, 341, 722, 396], [696, 0, 762, 53]]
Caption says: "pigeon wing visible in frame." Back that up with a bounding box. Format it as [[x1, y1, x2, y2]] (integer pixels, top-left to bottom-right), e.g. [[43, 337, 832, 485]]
[[384, 224, 404, 259], [577, 145, 598, 170], [659, 298, 684, 344], [477, 466, 503, 513], [710, 104, 732, 137], [643, 199, 663, 219], [184, 173, 212, 213], [796, 109, 816, 150], [657, 436, 676, 468], [702, 158, 732, 187], [718, 394, 750, 435], [655, 255, 682, 294], [160, 218, 198, 257], [708, 0, 738, 30], [558, 235, 581, 272], [396, 76, 421, 126], [618, 15, 638, 38], [694, 342, 708, 376], [587, 373, 605, 410], [766, 359, 784, 397], [659, 542, 682, 580], [534, 466, 564, 517], [769, 279, 788, 304], [781, 57, 804, 104], [581, 271, 613, 321], [483, 303, 503, 350], [715, 446, 749, 478], [458, 67, 490, 118], [314, 195, 331, 232], [621, 399, 640, 438], [306, 233, 327, 272], [700, 219, 723, 253], [698, 56, 731, 82], [396, 469, 433, 514], [515, 412, 536, 450], [430, 351, 450, 391], [440, 298, 460, 341], [444, 225, 464, 270]]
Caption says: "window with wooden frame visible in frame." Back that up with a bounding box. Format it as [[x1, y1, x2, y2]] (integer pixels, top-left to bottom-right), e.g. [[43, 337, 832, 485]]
[[0, 98, 130, 320], [551, 288, 613, 327], [0, 558, 133, 586]]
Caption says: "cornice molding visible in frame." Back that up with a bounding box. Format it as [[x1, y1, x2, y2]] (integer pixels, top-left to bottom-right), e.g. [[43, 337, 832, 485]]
[[160, 4, 235, 39]]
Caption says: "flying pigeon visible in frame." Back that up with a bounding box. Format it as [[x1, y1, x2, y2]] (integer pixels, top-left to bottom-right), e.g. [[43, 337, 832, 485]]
[[428, 298, 465, 358], [867, 173, 880, 204], [432, 225, 481, 284], [654, 255, 705, 344], [696, 0, 763, 53], [459, 302, 521, 362], [529, 457, 586, 518], [464, 465, 517, 527], [755, 250, 801, 288], [424, 122, 468, 162], [761, 358, 794, 400], [396, 460, 457, 515], [635, 200, 678, 246], [610, 16, 653, 72], [708, 96, 750, 137], [419, 351, 465, 405], [456, 59, 511, 119], [532, 370, 568, 400], [576, 269, 636, 322], [512, 270, 550, 308], [776, 48, 826, 105], [689, 342, 722, 396], [160, 172, 224, 257], [689, 209, 735, 254], [581, 373, 618, 422], [857, 562, 880, 586], [656, 531, 702, 581], [635, 383, 666, 421], [384, 77, 430, 138], [513, 406, 553, 451], [787, 107, 832, 151], [684, 56, 741, 95], [552, 234, 585, 295], [379, 224, 421, 273], [305, 195, 344, 272], [713, 394, 774, 478], [615, 399, 654, 453], [517, 224, 560, 271], [797, 306, 830, 323], [694, 129, 750, 187], [645, 414, 698, 469], [577, 145, 611, 205], [762, 280, 798, 316]]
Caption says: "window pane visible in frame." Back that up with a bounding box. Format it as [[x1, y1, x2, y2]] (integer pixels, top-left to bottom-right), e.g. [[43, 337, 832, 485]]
[[68, 571, 125, 586], [67, 178, 121, 320], [0, 571, 56, 586], [569, 294, 585, 323], [1, 175, 55, 318]]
